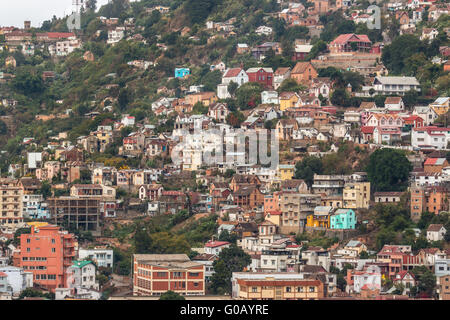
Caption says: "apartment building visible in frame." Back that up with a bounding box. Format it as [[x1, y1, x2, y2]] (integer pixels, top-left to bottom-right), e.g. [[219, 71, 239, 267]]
[[410, 186, 449, 221], [343, 182, 370, 209], [0, 178, 24, 232], [279, 193, 321, 233], [312, 174, 347, 196], [133, 254, 205, 296], [22, 194, 49, 220], [13, 225, 76, 292]]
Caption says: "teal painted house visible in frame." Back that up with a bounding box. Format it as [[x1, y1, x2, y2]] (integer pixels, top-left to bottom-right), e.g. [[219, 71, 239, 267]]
[[330, 208, 356, 229], [174, 68, 190, 78]]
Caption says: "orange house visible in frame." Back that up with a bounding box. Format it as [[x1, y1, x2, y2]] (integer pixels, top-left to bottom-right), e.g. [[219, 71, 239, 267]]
[[14, 225, 76, 292], [426, 186, 449, 215], [264, 191, 281, 214], [290, 62, 318, 85]]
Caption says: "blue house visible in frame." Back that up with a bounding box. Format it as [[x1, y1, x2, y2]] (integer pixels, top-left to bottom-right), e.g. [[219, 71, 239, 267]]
[[174, 68, 190, 78], [330, 208, 356, 229]]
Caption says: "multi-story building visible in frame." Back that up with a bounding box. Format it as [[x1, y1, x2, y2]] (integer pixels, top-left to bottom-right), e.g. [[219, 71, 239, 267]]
[[13, 225, 76, 292], [231, 272, 324, 300], [312, 174, 346, 196], [259, 247, 301, 273], [330, 209, 356, 230], [133, 254, 205, 296], [437, 275, 450, 300], [329, 33, 372, 53], [0, 266, 33, 295], [67, 260, 98, 290], [411, 126, 450, 150], [343, 182, 370, 209], [48, 197, 102, 236], [0, 178, 24, 232], [371, 76, 421, 96], [22, 194, 49, 220], [410, 185, 449, 221], [279, 193, 321, 233], [78, 247, 114, 268], [306, 206, 333, 228]]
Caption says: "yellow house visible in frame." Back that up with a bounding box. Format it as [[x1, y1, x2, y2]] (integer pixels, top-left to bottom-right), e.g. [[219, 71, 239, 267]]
[[185, 92, 218, 107], [429, 97, 449, 116], [95, 130, 113, 151], [306, 206, 333, 228], [277, 164, 295, 181], [264, 210, 281, 226], [279, 92, 299, 111]]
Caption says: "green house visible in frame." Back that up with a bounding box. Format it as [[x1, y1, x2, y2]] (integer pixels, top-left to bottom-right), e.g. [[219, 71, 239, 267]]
[[330, 208, 356, 229]]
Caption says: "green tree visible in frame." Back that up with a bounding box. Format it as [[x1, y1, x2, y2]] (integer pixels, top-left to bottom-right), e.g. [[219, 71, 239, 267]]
[[134, 226, 153, 254], [210, 244, 251, 294], [235, 82, 263, 110], [366, 149, 412, 192], [40, 181, 52, 199], [159, 290, 186, 300], [411, 266, 436, 297], [19, 288, 53, 300], [227, 81, 238, 97], [294, 156, 323, 187], [359, 251, 369, 259], [277, 78, 305, 93]]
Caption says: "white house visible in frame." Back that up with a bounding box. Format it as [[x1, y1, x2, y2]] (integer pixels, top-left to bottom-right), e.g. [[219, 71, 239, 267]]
[[384, 97, 405, 111], [411, 126, 450, 150], [255, 26, 273, 35], [67, 261, 98, 290], [427, 224, 447, 242], [204, 240, 231, 255], [413, 106, 438, 126], [371, 76, 421, 95], [78, 248, 114, 268], [208, 103, 229, 123], [420, 28, 439, 42], [121, 115, 135, 127], [261, 91, 279, 105], [107, 27, 125, 45], [222, 68, 249, 87], [0, 266, 33, 295]]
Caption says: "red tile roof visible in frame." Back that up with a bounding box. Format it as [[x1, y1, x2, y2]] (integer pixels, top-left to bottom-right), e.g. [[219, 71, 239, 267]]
[[361, 126, 375, 134], [330, 33, 371, 45], [223, 68, 243, 78], [204, 241, 230, 248]]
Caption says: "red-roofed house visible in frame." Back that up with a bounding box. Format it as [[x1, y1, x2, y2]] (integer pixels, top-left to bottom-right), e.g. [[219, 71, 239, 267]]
[[204, 240, 230, 255], [361, 126, 375, 142], [329, 34, 372, 53], [403, 115, 424, 128], [393, 271, 416, 294], [424, 158, 448, 173], [222, 68, 249, 86]]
